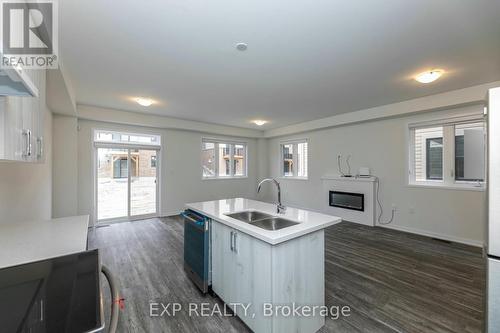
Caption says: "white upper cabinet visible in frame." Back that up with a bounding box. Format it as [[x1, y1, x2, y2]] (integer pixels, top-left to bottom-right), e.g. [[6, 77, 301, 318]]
[[0, 66, 39, 97], [0, 69, 46, 162]]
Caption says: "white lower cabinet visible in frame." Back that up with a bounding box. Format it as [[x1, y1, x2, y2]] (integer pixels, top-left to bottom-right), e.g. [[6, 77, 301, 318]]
[[212, 221, 272, 332], [211, 220, 235, 303], [211, 221, 325, 333]]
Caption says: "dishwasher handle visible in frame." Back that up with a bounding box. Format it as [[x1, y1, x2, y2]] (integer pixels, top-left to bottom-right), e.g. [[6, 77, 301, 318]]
[[181, 210, 207, 231], [101, 265, 120, 333]]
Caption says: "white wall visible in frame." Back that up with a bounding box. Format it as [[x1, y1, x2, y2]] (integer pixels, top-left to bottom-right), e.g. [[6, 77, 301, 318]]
[[52, 115, 78, 217], [76, 120, 261, 225], [78, 105, 263, 138], [264, 81, 499, 137], [46, 82, 495, 245], [265, 105, 486, 246], [0, 108, 53, 223]]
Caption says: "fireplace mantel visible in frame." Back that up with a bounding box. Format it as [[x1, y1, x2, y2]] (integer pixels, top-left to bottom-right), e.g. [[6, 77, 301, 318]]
[[322, 175, 376, 226], [321, 175, 376, 182]]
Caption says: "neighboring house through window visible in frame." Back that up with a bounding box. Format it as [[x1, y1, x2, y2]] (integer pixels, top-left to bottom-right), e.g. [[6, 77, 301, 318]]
[[114, 158, 128, 178], [425, 137, 443, 180], [202, 139, 247, 179], [280, 139, 308, 179], [95, 130, 161, 180]]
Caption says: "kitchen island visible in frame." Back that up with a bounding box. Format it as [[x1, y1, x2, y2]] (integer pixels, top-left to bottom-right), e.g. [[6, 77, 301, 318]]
[[186, 198, 341, 333]]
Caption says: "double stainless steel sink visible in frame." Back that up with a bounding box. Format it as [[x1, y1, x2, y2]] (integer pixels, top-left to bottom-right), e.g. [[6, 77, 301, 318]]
[[225, 210, 299, 231]]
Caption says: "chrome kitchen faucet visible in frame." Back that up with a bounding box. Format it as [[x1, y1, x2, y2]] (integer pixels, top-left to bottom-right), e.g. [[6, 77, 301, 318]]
[[257, 178, 287, 214]]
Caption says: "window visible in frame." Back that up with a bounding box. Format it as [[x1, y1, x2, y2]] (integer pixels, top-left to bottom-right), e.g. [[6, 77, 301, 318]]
[[282, 143, 294, 176], [218, 143, 231, 177], [426, 138, 443, 180], [95, 130, 161, 146], [234, 144, 246, 177], [455, 122, 485, 182], [410, 118, 485, 189], [151, 155, 157, 168], [280, 140, 308, 178], [202, 139, 247, 178], [201, 142, 215, 177]]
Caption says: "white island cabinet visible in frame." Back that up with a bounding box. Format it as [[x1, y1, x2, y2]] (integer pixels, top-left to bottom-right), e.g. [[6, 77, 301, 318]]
[[187, 198, 341, 333], [212, 220, 273, 332]]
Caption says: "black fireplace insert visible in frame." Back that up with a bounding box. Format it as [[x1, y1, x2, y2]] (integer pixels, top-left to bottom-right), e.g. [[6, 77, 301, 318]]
[[329, 190, 364, 211]]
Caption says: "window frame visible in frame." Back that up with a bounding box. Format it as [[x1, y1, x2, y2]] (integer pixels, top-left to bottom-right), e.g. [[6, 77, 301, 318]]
[[94, 129, 161, 147], [280, 139, 309, 180], [201, 138, 248, 180], [408, 114, 486, 191]]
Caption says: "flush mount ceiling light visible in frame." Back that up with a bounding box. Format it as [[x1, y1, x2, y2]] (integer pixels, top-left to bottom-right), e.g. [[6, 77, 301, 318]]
[[135, 97, 154, 107], [236, 43, 248, 51], [252, 120, 267, 126], [415, 69, 444, 84]]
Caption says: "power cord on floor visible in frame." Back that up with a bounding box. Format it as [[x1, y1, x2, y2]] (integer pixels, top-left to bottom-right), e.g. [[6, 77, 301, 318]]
[[374, 176, 395, 225]]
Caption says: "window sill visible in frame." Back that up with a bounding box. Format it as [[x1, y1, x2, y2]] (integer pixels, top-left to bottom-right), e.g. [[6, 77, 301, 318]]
[[202, 176, 248, 181], [407, 182, 485, 192], [280, 177, 309, 181]]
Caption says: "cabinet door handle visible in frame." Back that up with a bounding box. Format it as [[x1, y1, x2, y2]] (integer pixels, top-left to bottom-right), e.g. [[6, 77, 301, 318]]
[[22, 130, 28, 157], [233, 232, 238, 253], [36, 136, 43, 159], [230, 231, 234, 251], [27, 130, 32, 156], [22, 129, 32, 157]]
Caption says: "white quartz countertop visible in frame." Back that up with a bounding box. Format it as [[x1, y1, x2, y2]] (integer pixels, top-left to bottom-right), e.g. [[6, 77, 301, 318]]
[[0, 215, 89, 269], [186, 198, 341, 245]]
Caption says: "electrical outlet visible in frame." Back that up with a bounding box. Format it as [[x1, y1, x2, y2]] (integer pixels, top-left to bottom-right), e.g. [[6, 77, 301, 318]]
[[391, 204, 397, 211], [408, 207, 415, 214]]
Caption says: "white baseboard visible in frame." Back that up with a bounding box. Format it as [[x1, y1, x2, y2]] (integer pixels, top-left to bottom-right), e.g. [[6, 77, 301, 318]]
[[378, 223, 484, 248]]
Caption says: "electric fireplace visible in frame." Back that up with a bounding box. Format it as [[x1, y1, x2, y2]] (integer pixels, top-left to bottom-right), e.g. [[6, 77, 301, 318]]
[[329, 190, 364, 211]]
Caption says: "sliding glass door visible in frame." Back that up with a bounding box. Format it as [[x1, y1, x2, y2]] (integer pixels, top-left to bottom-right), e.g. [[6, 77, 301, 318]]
[[130, 149, 157, 217], [96, 147, 159, 223], [97, 148, 129, 220]]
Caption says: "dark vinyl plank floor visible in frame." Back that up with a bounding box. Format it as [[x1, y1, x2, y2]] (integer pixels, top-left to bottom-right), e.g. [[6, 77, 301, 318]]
[[88, 218, 485, 333]]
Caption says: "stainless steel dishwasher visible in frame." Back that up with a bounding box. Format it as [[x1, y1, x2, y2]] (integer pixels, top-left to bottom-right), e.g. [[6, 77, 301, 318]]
[[182, 209, 211, 293]]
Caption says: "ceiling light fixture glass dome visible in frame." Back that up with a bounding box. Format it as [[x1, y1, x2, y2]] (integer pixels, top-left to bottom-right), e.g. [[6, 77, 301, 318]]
[[415, 69, 444, 83], [252, 120, 267, 126], [135, 97, 154, 107]]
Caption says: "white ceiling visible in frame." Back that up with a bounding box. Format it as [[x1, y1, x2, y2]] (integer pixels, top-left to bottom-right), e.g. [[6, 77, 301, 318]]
[[60, 0, 500, 130]]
